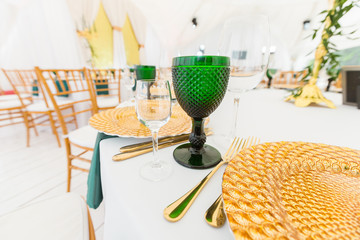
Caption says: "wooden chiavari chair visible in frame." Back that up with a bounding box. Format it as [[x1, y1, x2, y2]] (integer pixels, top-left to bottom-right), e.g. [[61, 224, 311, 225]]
[[87, 68, 122, 110], [271, 70, 307, 89], [36, 67, 98, 192], [0, 82, 22, 101], [0, 80, 30, 138], [2, 69, 78, 147]]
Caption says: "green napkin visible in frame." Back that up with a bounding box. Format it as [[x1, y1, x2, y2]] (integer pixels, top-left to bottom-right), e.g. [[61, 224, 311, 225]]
[[55, 79, 69, 97], [94, 79, 109, 95], [87, 132, 117, 209], [32, 79, 39, 96]]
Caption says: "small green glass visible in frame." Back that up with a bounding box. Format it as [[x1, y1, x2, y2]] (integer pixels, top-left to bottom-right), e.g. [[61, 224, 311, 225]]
[[134, 65, 156, 91], [172, 56, 230, 169], [135, 65, 156, 80]]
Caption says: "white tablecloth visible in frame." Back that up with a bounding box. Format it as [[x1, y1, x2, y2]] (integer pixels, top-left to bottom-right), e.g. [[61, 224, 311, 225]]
[[99, 89, 360, 240]]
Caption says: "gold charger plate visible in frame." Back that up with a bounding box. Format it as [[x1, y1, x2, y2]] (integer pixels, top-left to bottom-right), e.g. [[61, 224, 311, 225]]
[[89, 105, 192, 138], [222, 141, 360, 240]]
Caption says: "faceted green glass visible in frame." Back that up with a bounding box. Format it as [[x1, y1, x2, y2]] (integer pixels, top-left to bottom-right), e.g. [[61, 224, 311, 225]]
[[172, 55, 230, 67], [135, 65, 156, 80], [172, 56, 230, 169]]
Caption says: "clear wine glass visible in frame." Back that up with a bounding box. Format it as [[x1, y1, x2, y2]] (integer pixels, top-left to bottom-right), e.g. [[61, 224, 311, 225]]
[[135, 79, 172, 181], [122, 68, 135, 100], [220, 15, 270, 137]]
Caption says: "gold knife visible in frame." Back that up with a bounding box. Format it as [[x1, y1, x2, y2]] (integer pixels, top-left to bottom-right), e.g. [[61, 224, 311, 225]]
[[120, 133, 190, 153], [120, 128, 212, 153], [112, 137, 188, 161], [113, 130, 213, 161]]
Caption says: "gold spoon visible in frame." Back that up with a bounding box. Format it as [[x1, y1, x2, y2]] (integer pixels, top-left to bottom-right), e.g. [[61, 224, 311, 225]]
[[204, 194, 226, 227], [205, 138, 261, 227]]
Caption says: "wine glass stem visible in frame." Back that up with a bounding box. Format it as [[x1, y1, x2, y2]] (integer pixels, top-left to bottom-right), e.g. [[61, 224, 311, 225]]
[[189, 118, 206, 154], [232, 97, 240, 137], [151, 130, 160, 167]]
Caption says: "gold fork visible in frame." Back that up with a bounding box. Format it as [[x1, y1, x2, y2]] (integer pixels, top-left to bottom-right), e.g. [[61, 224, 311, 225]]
[[163, 137, 256, 222], [205, 137, 260, 227]]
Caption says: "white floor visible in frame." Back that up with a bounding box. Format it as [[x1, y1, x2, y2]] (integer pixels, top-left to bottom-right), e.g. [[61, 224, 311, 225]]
[[0, 123, 105, 239]]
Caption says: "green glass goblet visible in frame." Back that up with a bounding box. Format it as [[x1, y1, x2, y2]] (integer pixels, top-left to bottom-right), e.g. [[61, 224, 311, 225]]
[[133, 65, 156, 91], [135, 65, 156, 80], [172, 56, 230, 169]]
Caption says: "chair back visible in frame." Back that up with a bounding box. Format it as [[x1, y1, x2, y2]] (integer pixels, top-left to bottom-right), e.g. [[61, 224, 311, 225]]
[[272, 70, 307, 87], [35, 67, 98, 135], [1, 69, 49, 107], [87, 68, 121, 106]]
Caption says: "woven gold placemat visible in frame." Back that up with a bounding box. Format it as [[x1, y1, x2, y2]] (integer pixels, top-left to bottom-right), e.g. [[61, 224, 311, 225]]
[[222, 141, 360, 240], [89, 105, 192, 138]]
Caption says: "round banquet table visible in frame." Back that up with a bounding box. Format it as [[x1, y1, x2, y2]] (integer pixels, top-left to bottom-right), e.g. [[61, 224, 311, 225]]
[[98, 89, 360, 240]]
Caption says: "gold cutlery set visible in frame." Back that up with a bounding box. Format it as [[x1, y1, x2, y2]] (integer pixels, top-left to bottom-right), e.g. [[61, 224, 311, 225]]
[[113, 134, 259, 228], [164, 137, 260, 227], [112, 129, 212, 161]]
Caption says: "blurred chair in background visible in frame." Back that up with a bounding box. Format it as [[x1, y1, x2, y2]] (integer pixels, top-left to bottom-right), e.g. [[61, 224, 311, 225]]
[[2, 69, 79, 147], [2, 69, 42, 146], [271, 70, 307, 89], [0, 80, 32, 142], [36, 67, 98, 192], [87, 68, 121, 110]]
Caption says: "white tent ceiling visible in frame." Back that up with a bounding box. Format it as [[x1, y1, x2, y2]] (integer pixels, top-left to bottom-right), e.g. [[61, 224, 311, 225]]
[[0, 0, 359, 73]]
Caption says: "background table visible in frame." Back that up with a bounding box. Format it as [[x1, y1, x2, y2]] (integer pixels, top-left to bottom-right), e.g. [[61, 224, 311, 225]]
[[99, 89, 360, 240]]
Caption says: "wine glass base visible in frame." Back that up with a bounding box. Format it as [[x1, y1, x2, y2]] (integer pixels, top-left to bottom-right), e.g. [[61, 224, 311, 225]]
[[140, 161, 172, 182], [173, 143, 221, 169]]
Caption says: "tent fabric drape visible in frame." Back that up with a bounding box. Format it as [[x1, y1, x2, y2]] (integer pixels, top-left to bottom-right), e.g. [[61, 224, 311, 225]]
[[102, 0, 127, 68], [66, 0, 99, 30], [0, 0, 83, 69], [126, 1, 148, 64], [1, 0, 360, 86], [123, 0, 328, 69], [66, 0, 100, 67], [144, 25, 163, 67], [0, 2, 18, 49], [128, 0, 203, 51]]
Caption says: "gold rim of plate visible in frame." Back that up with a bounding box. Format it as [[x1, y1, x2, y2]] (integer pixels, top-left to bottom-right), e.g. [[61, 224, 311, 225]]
[[89, 105, 192, 138], [222, 141, 360, 240]]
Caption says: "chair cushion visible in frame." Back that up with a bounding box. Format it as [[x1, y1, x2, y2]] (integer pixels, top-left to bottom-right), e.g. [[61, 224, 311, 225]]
[[26, 99, 74, 112], [0, 99, 31, 109], [68, 125, 98, 149], [97, 96, 119, 109], [0, 94, 30, 101], [26, 101, 52, 112], [0, 193, 90, 240]]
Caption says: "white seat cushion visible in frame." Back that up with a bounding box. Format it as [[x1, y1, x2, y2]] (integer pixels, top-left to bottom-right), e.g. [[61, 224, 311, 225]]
[[97, 96, 119, 109], [68, 125, 98, 149], [26, 99, 74, 112], [26, 101, 51, 112], [0, 99, 31, 109], [0, 193, 90, 240], [0, 94, 30, 101]]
